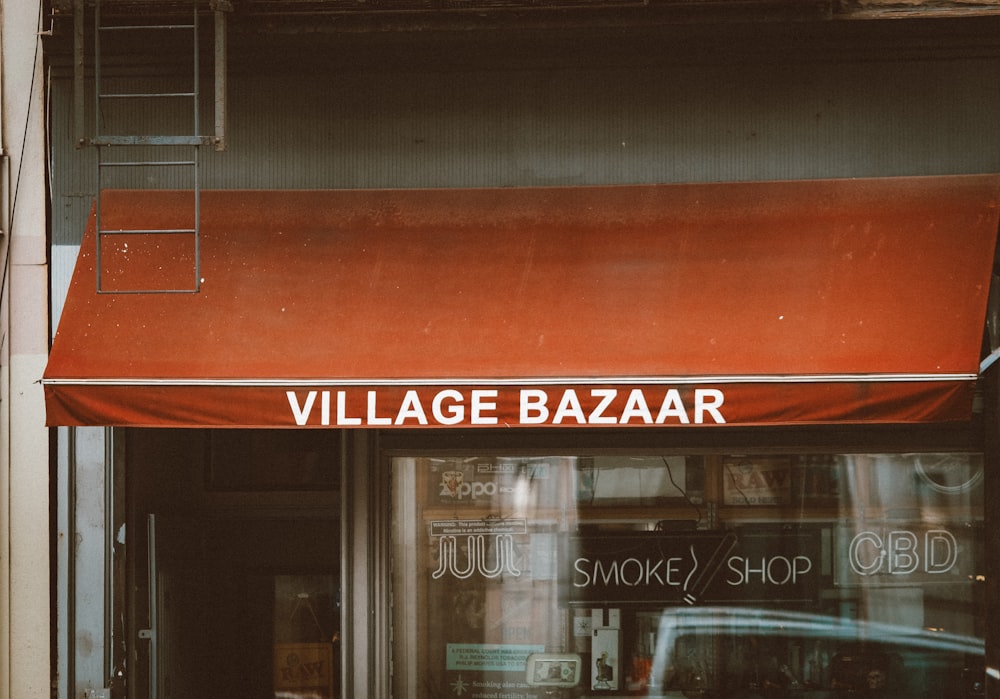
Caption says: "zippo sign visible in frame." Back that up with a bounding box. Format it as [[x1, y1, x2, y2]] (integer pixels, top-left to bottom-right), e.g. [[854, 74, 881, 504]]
[[566, 529, 821, 606], [835, 524, 980, 586]]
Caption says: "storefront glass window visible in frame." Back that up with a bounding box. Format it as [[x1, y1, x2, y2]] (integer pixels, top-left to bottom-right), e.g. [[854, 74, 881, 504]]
[[390, 453, 985, 698]]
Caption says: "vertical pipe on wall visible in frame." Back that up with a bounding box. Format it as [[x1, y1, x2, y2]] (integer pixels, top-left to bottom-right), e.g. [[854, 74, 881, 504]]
[[73, 0, 83, 148], [213, 5, 226, 152]]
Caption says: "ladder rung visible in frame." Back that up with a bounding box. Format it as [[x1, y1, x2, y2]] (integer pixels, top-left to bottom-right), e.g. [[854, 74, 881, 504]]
[[100, 92, 197, 99], [92, 136, 208, 146], [98, 287, 199, 296], [99, 160, 197, 167], [99, 24, 196, 31], [99, 229, 197, 236]]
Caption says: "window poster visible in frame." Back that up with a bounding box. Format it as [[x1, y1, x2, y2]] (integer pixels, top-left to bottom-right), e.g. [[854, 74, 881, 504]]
[[273, 643, 335, 699], [272, 575, 339, 699], [722, 456, 792, 506], [425, 517, 560, 698]]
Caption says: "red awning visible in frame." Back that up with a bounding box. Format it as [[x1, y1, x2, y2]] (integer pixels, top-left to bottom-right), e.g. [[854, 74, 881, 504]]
[[43, 176, 1000, 428]]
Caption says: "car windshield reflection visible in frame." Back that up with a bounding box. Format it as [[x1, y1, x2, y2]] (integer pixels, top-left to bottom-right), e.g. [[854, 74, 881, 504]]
[[647, 607, 984, 698]]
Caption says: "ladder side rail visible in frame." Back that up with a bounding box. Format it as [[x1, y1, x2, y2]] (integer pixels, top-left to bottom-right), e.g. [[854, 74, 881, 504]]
[[93, 0, 102, 143], [95, 147, 104, 292], [192, 3, 201, 292], [193, 4, 200, 141]]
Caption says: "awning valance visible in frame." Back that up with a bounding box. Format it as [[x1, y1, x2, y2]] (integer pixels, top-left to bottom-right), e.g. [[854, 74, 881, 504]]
[[43, 176, 1000, 428]]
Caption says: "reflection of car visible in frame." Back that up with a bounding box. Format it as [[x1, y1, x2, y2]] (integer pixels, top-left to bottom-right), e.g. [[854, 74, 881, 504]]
[[647, 607, 984, 698]]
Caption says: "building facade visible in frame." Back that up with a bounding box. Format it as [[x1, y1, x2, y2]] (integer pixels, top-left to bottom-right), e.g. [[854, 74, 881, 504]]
[[6, 0, 1000, 698]]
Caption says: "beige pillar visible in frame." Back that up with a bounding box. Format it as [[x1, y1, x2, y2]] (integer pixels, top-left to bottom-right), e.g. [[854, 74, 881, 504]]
[[1, 1, 51, 698]]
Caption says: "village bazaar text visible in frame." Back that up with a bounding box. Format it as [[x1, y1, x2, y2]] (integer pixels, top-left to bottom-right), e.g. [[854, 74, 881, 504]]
[[286, 387, 727, 427]]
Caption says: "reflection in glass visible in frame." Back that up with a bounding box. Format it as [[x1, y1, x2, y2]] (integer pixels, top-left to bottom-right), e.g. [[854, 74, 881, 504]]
[[392, 452, 985, 698]]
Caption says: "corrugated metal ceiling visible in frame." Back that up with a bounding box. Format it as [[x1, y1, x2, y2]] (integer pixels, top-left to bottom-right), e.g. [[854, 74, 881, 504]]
[[51, 0, 850, 36], [65, 0, 807, 11]]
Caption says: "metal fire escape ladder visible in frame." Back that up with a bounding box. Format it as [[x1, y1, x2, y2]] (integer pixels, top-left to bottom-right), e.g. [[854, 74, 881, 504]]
[[89, 0, 222, 294]]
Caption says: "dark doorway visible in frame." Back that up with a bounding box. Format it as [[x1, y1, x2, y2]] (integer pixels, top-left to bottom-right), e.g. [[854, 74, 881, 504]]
[[124, 429, 341, 699]]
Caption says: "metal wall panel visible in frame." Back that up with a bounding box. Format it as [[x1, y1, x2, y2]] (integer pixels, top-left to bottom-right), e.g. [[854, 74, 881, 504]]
[[49, 54, 1000, 244]]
